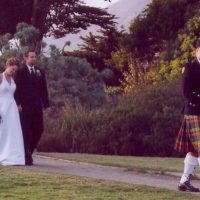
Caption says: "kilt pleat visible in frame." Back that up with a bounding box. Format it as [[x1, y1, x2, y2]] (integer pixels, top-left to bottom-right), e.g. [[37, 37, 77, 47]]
[[174, 115, 200, 154]]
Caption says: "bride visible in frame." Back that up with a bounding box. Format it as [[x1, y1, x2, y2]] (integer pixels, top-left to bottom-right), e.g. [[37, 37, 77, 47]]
[[0, 57, 25, 165]]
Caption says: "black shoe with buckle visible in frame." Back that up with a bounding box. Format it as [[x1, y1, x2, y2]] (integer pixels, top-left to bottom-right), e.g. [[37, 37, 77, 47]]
[[178, 178, 200, 192]]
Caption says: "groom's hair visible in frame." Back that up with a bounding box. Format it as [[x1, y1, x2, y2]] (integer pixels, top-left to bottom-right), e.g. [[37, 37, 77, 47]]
[[23, 48, 36, 58], [6, 57, 20, 67]]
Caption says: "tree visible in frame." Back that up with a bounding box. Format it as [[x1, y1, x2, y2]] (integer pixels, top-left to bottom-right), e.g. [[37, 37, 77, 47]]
[[115, 0, 200, 89], [148, 9, 200, 82], [128, 0, 193, 61], [0, 0, 115, 40], [64, 27, 124, 86], [40, 45, 106, 108], [0, 23, 41, 70], [0, 23, 106, 107]]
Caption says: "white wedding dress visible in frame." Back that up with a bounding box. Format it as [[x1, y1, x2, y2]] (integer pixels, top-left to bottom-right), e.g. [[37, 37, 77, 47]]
[[0, 72, 25, 165]]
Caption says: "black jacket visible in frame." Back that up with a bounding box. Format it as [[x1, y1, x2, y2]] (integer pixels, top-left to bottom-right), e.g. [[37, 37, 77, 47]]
[[182, 59, 200, 115], [14, 65, 49, 113]]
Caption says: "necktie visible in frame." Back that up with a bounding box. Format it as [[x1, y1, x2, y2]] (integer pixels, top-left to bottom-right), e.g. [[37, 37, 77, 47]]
[[30, 67, 35, 75]]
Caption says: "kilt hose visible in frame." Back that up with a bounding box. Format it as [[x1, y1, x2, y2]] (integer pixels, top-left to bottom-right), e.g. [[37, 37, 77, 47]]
[[175, 115, 200, 154]]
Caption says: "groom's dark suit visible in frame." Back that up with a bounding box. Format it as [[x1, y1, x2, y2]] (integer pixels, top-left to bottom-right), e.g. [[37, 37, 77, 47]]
[[14, 65, 49, 165]]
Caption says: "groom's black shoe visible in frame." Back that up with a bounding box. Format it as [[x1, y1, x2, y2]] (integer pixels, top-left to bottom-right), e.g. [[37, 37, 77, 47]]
[[25, 160, 33, 166], [25, 154, 33, 166], [26, 160, 33, 166]]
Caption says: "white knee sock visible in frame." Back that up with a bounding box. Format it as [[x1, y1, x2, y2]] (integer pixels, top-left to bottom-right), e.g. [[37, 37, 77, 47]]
[[180, 153, 198, 183], [197, 157, 200, 166]]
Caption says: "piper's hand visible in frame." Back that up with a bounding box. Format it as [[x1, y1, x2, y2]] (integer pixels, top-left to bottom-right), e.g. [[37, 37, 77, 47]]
[[18, 105, 22, 112]]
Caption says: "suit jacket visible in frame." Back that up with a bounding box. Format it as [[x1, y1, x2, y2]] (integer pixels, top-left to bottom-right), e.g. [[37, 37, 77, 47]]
[[14, 65, 49, 113], [182, 59, 200, 115]]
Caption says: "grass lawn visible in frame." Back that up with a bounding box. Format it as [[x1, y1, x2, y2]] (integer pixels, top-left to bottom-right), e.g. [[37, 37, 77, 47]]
[[37, 153, 200, 174], [0, 166, 199, 200]]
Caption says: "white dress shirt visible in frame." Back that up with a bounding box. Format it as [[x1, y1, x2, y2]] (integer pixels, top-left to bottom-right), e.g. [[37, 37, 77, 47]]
[[27, 65, 35, 74]]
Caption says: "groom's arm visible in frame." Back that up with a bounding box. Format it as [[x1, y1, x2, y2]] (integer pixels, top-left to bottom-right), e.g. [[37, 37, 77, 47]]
[[14, 71, 22, 106], [41, 70, 50, 109]]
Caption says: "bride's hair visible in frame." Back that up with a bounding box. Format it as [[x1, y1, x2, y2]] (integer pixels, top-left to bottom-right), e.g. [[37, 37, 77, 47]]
[[6, 57, 20, 67]]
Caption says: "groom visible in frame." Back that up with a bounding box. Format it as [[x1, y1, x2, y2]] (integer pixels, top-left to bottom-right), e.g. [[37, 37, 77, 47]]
[[15, 49, 50, 165]]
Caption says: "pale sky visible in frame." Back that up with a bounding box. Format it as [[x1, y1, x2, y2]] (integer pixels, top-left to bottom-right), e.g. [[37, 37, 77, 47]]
[[83, 0, 120, 8]]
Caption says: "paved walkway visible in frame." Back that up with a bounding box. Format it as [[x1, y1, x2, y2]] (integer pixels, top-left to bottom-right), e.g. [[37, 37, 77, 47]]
[[20, 155, 200, 193]]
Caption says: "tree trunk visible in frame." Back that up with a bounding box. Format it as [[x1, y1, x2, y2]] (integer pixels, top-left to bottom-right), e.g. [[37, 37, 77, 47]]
[[30, 0, 50, 54]]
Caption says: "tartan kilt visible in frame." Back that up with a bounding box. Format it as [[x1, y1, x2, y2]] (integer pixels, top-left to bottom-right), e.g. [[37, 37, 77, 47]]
[[174, 115, 200, 154]]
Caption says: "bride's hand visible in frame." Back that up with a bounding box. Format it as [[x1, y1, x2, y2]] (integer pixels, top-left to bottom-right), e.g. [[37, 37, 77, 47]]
[[18, 105, 22, 112], [44, 107, 51, 114]]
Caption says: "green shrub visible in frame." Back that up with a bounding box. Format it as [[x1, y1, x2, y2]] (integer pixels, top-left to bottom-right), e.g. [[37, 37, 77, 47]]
[[39, 79, 183, 156]]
